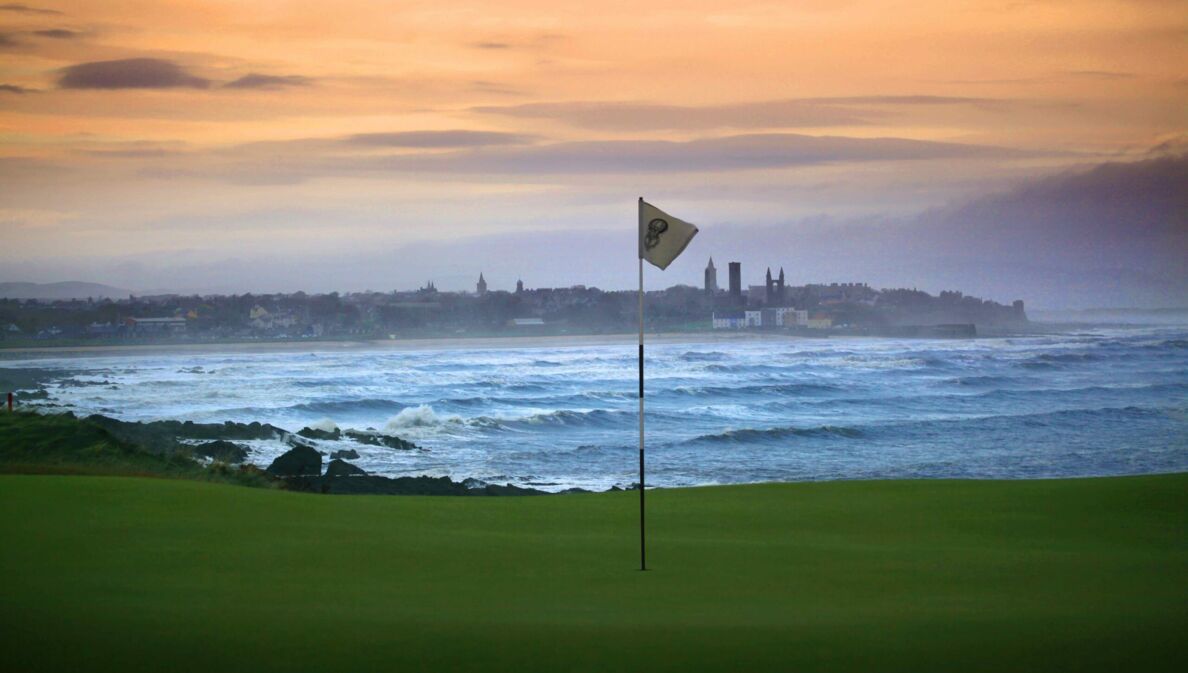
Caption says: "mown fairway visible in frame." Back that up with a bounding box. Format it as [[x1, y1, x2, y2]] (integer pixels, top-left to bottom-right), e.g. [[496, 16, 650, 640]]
[[1, 474, 1185, 672]]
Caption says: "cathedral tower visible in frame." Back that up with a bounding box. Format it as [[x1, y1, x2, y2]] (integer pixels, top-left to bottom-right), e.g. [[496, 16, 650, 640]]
[[704, 258, 718, 294]]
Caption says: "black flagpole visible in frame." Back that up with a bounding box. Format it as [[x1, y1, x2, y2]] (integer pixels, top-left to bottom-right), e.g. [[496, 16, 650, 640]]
[[638, 198, 647, 571]]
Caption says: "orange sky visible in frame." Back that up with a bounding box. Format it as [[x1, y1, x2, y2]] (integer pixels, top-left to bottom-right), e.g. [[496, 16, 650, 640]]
[[0, 0, 1184, 291]]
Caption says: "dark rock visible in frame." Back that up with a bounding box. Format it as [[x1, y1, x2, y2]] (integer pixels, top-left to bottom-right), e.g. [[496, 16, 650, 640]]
[[298, 426, 341, 440], [192, 439, 248, 463], [83, 415, 286, 457], [266, 444, 322, 477], [330, 448, 360, 460], [479, 482, 546, 496], [324, 458, 367, 477], [280, 473, 546, 496], [344, 429, 418, 450], [175, 419, 284, 441], [285, 434, 318, 449]]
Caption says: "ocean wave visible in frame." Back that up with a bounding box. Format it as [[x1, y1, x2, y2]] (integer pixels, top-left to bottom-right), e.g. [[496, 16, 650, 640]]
[[684, 425, 865, 445], [679, 351, 729, 362], [477, 408, 635, 430], [666, 381, 844, 398], [308, 417, 339, 433], [945, 375, 1026, 387], [291, 398, 409, 414], [384, 405, 462, 430], [1022, 352, 1102, 367]]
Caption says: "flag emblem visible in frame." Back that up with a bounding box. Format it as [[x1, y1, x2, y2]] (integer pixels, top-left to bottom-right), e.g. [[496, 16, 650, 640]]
[[644, 218, 668, 250]]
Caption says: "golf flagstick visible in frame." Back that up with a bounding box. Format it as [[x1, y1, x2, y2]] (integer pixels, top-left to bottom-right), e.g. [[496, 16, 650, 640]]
[[637, 197, 699, 571]]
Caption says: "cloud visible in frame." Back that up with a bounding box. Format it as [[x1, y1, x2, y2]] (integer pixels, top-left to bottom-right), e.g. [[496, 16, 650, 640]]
[[0, 83, 34, 93], [32, 28, 80, 39], [58, 58, 209, 89], [353, 133, 1027, 175], [1063, 70, 1135, 80], [189, 132, 1031, 186], [0, 32, 17, 47], [472, 96, 1001, 131], [472, 41, 511, 49], [0, 3, 61, 14], [469, 80, 527, 96], [223, 73, 311, 89], [343, 130, 536, 148]]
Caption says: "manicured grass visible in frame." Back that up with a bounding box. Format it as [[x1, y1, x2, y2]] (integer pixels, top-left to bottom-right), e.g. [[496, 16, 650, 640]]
[[1, 474, 1185, 672]]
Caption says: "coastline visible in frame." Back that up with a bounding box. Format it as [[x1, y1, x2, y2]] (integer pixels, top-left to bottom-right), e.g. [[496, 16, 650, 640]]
[[0, 330, 796, 359]]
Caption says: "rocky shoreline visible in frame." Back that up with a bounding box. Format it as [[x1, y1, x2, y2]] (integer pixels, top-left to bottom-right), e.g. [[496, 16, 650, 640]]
[[16, 409, 612, 496]]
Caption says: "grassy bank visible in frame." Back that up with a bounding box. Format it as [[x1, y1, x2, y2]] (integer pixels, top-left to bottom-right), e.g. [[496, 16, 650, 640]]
[[1, 473, 1185, 672], [0, 411, 275, 488]]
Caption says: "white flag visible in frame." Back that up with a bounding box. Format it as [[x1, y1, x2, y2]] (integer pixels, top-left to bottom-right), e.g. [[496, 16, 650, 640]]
[[639, 199, 699, 270]]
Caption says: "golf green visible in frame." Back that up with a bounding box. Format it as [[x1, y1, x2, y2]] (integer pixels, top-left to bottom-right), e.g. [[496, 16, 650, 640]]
[[1, 474, 1185, 672]]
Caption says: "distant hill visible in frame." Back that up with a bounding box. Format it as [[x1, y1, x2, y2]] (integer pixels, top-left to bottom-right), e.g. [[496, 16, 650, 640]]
[[0, 281, 134, 300]]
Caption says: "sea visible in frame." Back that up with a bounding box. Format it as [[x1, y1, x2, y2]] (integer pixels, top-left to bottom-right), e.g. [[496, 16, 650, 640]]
[[4, 326, 1187, 492]]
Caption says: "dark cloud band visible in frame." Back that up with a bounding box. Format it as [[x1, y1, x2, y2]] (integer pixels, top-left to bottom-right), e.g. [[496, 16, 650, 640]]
[[224, 73, 311, 89], [58, 58, 210, 89], [0, 3, 62, 14]]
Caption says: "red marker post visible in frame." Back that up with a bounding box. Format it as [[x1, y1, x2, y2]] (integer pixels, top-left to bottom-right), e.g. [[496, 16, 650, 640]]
[[6, 392, 12, 412]]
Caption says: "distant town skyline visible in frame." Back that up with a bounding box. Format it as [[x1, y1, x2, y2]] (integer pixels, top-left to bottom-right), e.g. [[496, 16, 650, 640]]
[[1, 1, 1184, 308]]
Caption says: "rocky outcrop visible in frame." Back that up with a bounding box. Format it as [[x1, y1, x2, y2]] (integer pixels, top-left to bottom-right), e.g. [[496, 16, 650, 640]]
[[266, 444, 322, 477], [324, 458, 367, 477], [297, 426, 341, 441], [84, 415, 285, 456], [280, 473, 546, 496], [330, 448, 360, 460], [192, 439, 249, 463], [343, 430, 418, 450]]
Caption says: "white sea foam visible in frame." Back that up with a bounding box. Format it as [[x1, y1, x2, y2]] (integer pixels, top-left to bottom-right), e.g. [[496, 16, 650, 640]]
[[309, 417, 339, 432], [384, 404, 460, 431]]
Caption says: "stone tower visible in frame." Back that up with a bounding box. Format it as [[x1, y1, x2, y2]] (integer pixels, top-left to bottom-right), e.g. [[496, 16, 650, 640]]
[[477, 273, 487, 295], [728, 262, 742, 302], [704, 258, 718, 295], [516, 278, 524, 294]]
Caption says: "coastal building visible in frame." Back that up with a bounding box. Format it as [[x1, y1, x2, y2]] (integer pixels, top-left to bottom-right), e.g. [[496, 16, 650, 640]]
[[476, 273, 487, 295], [774, 308, 808, 327], [125, 317, 187, 334], [728, 262, 742, 301], [806, 314, 833, 329], [704, 258, 718, 295], [712, 311, 745, 329], [516, 279, 524, 294], [745, 310, 762, 327]]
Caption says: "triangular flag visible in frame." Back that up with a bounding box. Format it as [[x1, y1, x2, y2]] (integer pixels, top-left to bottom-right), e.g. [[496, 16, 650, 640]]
[[639, 199, 698, 270]]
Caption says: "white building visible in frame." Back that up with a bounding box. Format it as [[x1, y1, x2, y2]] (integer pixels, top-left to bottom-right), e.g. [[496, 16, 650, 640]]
[[772, 307, 809, 327], [711, 312, 745, 329]]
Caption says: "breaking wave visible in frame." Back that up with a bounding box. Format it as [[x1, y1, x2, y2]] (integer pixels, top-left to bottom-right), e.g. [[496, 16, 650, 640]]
[[685, 425, 866, 445]]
